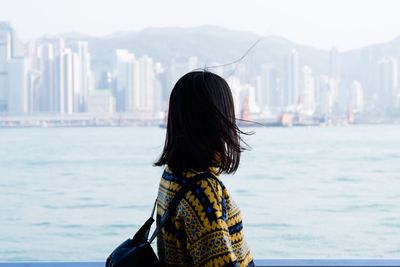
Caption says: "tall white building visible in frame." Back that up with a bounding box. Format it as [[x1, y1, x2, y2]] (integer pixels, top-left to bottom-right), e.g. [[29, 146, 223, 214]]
[[378, 57, 399, 111], [350, 80, 364, 113], [36, 38, 91, 114], [138, 55, 156, 113], [284, 50, 299, 107], [226, 75, 260, 118], [27, 70, 40, 113], [300, 65, 316, 115], [256, 64, 269, 111], [35, 37, 66, 113], [68, 41, 92, 112], [226, 76, 242, 116], [60, 48, 75, 114], [7, 58, 28, 113], [115, 50, 160, 114], [71, 53, 82, 113], [0, 22, 15, 112], [0, 23, 30, 114], [115, 49, 138, 112], [242, 83, 260, 115], [257, 64, 281, 111], [38, 42, 55, 112], [316, 75, 337, 116]]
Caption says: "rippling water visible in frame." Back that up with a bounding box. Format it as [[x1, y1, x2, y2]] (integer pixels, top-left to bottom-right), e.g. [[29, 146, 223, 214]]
[[1, 125, 400, 260]]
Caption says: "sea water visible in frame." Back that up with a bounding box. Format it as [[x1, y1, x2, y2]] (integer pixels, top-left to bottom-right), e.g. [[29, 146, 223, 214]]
[[0, 125, 399, 260]]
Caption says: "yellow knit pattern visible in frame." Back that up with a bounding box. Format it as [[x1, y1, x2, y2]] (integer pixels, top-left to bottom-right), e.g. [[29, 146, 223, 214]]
[[156, 168, 254, 267]]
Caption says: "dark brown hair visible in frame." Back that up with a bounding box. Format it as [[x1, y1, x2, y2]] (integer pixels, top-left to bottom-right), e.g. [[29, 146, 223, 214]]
[[154, 71, 249, 175]]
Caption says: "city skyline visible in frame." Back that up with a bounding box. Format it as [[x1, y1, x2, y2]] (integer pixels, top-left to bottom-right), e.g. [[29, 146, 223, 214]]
[[1, 22, 400, 127]]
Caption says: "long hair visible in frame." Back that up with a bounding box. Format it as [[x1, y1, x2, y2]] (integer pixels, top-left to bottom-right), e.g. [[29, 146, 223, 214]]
[[154, 71, 249, 175]]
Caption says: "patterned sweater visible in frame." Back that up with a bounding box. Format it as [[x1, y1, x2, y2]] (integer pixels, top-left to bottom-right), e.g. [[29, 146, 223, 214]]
[[156, 167, 254, 267]]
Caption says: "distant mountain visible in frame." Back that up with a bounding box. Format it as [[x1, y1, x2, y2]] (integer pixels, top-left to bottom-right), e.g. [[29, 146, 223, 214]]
[[57, 32, 94, 40], [61, 25, 329, 78], [59, 25, 400, 96]]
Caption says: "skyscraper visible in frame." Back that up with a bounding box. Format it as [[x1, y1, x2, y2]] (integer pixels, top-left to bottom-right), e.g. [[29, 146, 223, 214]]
[[226, 76, 242, 116], [138, 55, 156, 113], [0, 23, 30, 114], [60, 48, 75, 114], [0, 22, 16, 112], [300, 65, 316, 115], [27, 70, 40, 113], [316, 75, 337, 116], [350, 80, 364, 113], [258, 64, 281, 111], [284, 50, 299, 107], [242, 83, 260, 115], [38, 42, 55, 112], [114, 50, 160, 114], [115, 49, 138, 112], [7, 58, 28, 113], [257, 64, 269, 111], [378, 57, 399, 111], [68, 41, 92, 112], [33, 37, 66, 113]]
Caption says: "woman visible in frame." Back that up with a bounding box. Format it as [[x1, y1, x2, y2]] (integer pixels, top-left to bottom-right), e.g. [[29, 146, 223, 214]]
[[154, 71, 254, 267]]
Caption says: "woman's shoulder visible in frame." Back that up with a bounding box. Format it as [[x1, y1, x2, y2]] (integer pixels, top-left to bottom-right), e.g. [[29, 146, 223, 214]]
[[176, 168, 225, 188], [162, 167, 228, 200]]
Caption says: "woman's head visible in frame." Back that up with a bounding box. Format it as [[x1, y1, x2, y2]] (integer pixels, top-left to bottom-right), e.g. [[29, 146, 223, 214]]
[[154, 70, 248, 175]]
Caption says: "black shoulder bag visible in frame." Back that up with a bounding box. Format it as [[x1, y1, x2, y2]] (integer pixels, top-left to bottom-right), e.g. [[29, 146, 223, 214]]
[[105, 172, 219, 267]]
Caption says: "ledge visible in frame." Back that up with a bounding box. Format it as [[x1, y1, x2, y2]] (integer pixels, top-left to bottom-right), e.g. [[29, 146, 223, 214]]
[[1, 259, 400, 267]]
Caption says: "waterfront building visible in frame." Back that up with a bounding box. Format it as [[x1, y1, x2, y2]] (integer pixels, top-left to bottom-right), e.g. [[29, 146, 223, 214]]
[[114, 50, 160, 114], [257, 64, 281, 112], [0, 22, 30, 114], [68, 41, 92, 112], [242, 83, 260, 115], [226, 75, 242, 117], [7, 58, 28, 113], [38, 42, 55, 112], [27, 70, 40, 113], [300, 65, 316, 115], [329, 47, 343, 113], [71, 52, 82, 113], [26, 40, 41, 71], [0, 22, 15, 112], [60, 48, 75, 114], [154, 62, 164, 113], [378, 57, 399, 111], [350, 80, 364, 113], [284, 50, 299, 108], [37, 38, 66, 113], [316, 75, 337, 116], [115, 49, 137, 112], [256, 65, 267, 112], [138, 55, 156, 113]]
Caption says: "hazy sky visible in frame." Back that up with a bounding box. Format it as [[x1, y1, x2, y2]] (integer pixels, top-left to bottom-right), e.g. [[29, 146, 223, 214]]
[[2, 0, 400, 51]]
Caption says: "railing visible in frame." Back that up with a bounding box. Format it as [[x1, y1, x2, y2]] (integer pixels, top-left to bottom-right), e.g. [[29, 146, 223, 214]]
[[1, 260, 400, 267]]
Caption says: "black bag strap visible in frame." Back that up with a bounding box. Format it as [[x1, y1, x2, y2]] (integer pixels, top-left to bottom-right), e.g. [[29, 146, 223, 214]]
[[148, 171, 221, 243]]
